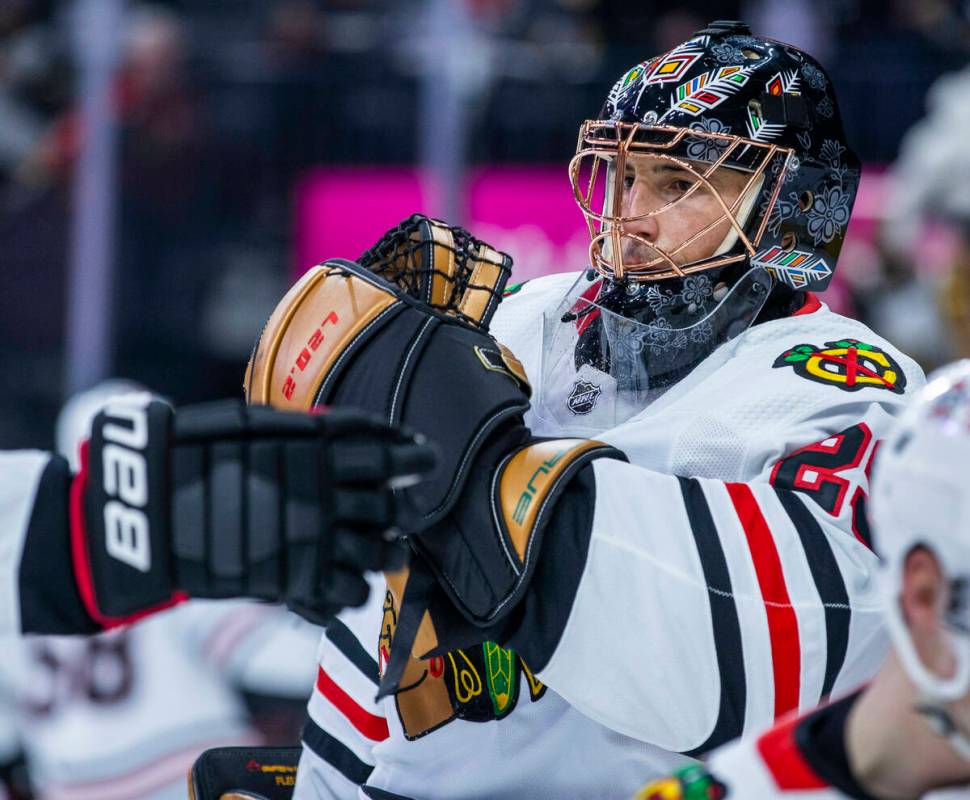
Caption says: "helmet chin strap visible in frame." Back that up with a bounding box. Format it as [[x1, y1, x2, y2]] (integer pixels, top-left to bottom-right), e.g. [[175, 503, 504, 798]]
[[886, 587, 970, 760]]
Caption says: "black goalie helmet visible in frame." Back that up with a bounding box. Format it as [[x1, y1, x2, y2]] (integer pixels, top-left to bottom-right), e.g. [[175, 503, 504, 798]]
[[535, 21, 860, 435]]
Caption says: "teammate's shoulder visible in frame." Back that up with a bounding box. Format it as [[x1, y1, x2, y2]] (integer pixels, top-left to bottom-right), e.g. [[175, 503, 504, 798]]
[[734, 298, 924, 402], [699, 692, 862, 800]]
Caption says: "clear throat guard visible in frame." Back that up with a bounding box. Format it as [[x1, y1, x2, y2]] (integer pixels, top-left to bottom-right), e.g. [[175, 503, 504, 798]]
[[533, 266, 771, 436]]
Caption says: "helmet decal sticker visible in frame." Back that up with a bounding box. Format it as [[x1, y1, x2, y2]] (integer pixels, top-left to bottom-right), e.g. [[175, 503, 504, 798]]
[[806, 185, 852, 245], [642, 36, 709, 86], [760, 192, 799, 236], [745, 101, 786, 142], [686, 118, 733, 160], [752, 245, 832, 288], [800, 62, 827, 90], [710, 40, 745, 64], [773, 339, 907, 394], [765, 69, 801, 97], [665, 65, 755, 118]]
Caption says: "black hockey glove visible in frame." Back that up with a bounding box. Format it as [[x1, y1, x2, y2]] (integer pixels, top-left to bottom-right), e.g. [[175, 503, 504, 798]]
[[20, 394, 434, 633], [244, 216, 624, 696]]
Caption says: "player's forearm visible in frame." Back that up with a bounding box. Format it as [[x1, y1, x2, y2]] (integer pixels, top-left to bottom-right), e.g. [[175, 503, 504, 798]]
[[15, 451, 102, 634], [0, 450, 99, 635]]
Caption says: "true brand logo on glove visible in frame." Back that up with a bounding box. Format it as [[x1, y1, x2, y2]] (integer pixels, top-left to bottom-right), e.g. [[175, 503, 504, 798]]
[[100, 394, 153, 572]]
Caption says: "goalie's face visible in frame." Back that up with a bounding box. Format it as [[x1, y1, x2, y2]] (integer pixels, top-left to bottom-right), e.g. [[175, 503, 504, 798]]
[[619, 155, 751, 270], [570, 122, 786, 282]]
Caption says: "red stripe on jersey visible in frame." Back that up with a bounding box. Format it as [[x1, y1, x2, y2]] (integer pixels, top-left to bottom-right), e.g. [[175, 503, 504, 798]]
[[316, 665, 389, 741], [727, 483, 801, 719], [793, 292, 821, 316], [756, 711, 828, 790]]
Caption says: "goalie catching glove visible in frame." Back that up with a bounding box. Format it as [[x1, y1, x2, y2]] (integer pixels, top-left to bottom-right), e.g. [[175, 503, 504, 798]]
[[245, 215, 625, 693], [20, 395, 434, 633]]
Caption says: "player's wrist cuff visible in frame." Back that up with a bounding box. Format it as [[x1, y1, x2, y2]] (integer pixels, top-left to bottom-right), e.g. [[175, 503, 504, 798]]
[[19, 453, 101, 634], [76, 396, 183, 627]]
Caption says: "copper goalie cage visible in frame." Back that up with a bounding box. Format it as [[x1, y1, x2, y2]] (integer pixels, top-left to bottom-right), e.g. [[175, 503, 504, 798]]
[[569, 120, 794, 283]]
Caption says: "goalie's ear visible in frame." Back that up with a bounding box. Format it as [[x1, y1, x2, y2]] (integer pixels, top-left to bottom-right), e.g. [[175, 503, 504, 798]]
[[358, 214, 513, 330]]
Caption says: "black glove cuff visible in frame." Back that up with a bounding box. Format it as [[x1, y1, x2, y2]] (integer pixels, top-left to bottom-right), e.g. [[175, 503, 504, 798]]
[[78, 397, 179, 626], [19, 454, 101, 634]]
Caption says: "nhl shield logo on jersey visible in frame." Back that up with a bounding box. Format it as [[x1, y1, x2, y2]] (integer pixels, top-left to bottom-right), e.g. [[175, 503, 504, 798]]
[[773, 339, 906, 394], [567, 380, 602, 415], [633, 764, 729, 800]]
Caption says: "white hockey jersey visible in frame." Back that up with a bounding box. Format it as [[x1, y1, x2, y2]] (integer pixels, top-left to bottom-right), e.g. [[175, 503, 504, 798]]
[[0, 450, 48, 637], [6, 600, 320, 800], [632, 698, 859, 800], [635, 690, 970, 800], [294, 271, 924, 800]]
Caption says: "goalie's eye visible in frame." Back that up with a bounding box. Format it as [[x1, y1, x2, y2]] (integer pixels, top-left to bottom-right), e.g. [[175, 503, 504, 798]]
[[669, 178, 695, 195], [623, 172, 636, 192]]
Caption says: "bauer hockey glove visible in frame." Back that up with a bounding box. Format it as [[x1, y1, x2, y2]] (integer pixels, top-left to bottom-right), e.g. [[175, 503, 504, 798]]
[[19, 393, 434, 633]]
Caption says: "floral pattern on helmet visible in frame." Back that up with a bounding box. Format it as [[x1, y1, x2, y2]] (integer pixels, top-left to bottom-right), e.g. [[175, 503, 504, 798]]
[[806, 185, 852, 245]]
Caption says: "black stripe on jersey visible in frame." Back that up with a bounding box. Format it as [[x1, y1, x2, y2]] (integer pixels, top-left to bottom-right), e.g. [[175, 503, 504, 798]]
[[362, 787, 418, 800], [776, 488, 850, 700], [678, 477, 746, 757], [507, 465, 598, 673], [302, 717, 373, 786], [326, 618, 380, 686]]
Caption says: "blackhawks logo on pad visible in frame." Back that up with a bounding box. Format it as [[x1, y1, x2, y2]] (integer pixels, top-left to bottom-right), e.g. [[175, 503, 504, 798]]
[[774, 339, 905, 394]]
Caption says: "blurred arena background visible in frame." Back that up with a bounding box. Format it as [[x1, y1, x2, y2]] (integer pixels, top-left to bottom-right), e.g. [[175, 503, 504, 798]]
[[0, 0, 968, 445]]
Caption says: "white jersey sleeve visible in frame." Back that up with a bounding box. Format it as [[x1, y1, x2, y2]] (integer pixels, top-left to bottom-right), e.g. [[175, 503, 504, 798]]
[[0, 451, 53, 636], [525, 419, 887, 754], [295, 574, 387, 800], [490, 275, 922, 754]]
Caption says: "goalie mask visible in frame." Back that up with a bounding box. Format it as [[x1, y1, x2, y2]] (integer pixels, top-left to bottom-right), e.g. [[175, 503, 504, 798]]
[[538, 21, 861, 432], [871, 360, 970, 759]]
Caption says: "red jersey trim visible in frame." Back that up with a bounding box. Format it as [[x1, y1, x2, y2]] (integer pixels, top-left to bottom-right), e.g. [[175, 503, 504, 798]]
[[727, 483, 801, 719], [316, 665, 390, 741], [793, 292, 822, 316], [756, 711, 828, 790]]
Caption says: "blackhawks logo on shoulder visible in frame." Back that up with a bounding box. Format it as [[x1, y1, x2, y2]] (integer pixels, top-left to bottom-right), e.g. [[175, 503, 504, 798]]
[[634, 764, 729, 800], [774, 339, 905, 394]]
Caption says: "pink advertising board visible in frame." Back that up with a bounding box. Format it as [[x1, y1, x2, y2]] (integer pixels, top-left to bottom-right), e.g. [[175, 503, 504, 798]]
[[294, 165, 590, 283]]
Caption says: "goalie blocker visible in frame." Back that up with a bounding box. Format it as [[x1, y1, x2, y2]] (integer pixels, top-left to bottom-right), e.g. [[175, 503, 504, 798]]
[[245, 216, 625, 694]]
